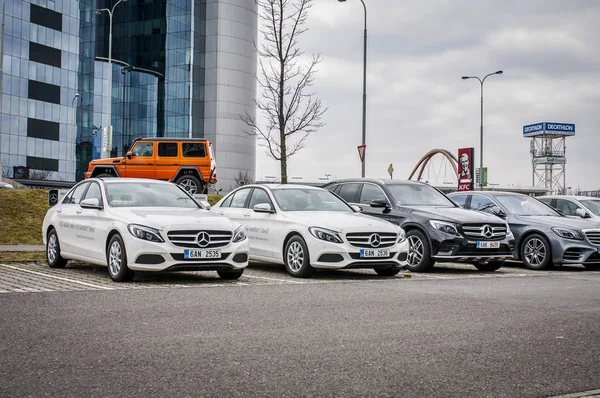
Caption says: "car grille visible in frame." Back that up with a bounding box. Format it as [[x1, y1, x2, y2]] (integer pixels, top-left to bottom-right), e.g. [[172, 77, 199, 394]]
[[167, 230, 232, 248], [345, 232, 397, 248], [461, 224, 507, 240], [584, 230, 600, 246]]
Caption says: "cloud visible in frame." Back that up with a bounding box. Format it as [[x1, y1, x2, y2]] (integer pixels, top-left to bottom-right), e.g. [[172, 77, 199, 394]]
[[255, 0, 600, 191]]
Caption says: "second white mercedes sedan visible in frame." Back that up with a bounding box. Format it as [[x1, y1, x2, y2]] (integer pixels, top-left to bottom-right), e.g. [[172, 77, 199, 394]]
[[210, 184, 409, 277], [42, 178, 249, 282]]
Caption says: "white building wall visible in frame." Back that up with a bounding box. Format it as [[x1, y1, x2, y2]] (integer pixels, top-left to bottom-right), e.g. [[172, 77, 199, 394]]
[[204, 0, 257, 193]]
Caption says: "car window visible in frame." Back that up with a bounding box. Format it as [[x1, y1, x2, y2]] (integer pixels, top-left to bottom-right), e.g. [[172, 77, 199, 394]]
[[359, 183, 387, 204], [538, 198, 552, 206], [82, 182, 103, 206], [580, 199, 600, 216], [132, 142, 154, 157], [272, 188, 353, 212], [63, 182, 90, 205], [337, 183, 361, 203], [182, 142, 206, 158], [470, 195, 496, 214], [219, 194, 234, 208], [105, 182, 199, 208], [450, 194, 468, 208], [230, 189, 251, 208], [248, 188, 273, 209], [555, 199, 580, 216], [158, 142, 178, 157], [495, 195, 558, 216], [387, 184, 455, 207]]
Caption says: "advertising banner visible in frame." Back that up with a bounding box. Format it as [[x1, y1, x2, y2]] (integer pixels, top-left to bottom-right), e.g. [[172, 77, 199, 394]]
[[457, 147, 475, 191]]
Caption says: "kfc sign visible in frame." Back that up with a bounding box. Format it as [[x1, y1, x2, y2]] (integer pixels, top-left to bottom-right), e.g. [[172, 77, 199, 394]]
[[457, 147, 474, 191]]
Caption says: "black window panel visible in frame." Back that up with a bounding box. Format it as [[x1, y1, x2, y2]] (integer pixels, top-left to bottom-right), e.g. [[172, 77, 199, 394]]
[[28, 80, 60, 105], [158, 142, 178, 157], [182, 142, 206, 158], [30, 4, 62, 32], [337, 183, 361, 203], [27, 118, 59, 141], [29, 42, 61, 68], [27, 156, 59, 172]]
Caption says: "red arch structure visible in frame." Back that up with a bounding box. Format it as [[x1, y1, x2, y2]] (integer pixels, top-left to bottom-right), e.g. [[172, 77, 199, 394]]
[[408, 149, 459, 181]]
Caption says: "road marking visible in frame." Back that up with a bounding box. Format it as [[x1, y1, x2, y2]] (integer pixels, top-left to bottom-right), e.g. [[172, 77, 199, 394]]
[[548, 389, 600, 398], [244, 274, 308, 284], [0, 264, 115, 290]]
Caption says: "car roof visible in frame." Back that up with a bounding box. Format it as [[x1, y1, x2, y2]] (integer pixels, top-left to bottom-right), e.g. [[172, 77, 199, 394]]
[[244, 183, 324, 190], [539, 195, 599, 200], [326, 178, 430, 187], [90, 177, 175, 186], [136, 138, 210, 142], [448, 190, 531, 197]]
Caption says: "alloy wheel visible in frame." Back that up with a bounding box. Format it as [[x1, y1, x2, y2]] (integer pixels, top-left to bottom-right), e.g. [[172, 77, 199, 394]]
[[47, 234, 57, 264], [407, 236, 424, 266], [287, 241, 304, 272], [179, 179, 198, 194], [524, 238, 546, 266], [109, 241, 122, 276]]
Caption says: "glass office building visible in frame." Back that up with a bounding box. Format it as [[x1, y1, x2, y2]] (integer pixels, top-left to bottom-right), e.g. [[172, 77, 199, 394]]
[[1, 0, 257, 191]]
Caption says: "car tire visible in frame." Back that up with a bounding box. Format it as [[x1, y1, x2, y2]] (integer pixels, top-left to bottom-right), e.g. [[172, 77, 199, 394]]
[[284, 235, 314, 278], [474, 260, 504, 272], [405, 230, 435, 272], [96, 173, 114, 178], [217, 269, 244, 280], [520, 233, 552, 270], [46, 229, 68, 268], [374, 266, 402, 276], [106, 234, 134, 282], [176, 175, 203, 195]]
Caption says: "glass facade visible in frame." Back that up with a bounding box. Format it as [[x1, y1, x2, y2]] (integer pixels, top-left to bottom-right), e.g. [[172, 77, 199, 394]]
[[1, 0, 257, 190]]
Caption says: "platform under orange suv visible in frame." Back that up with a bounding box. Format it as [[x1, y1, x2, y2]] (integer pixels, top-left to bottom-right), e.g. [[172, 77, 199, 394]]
[[85, 138, 217, 194]]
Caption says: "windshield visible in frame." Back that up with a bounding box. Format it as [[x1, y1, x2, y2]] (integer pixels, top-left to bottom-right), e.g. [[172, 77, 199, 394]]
[[495, 195, 559, 216], [272, 188, 354, 212], [105, 182, 200, 208], [581, 200, 600, 216], [387, 184, 456, 207]]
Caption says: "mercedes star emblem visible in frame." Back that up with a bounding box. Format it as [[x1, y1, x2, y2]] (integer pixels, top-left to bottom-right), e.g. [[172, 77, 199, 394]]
[[196, 231, 210, 248], [481, 225, 493, 238], [369, 233, 381, 248]]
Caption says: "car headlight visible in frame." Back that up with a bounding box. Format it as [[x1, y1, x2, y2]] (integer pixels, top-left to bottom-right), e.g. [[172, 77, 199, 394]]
[[127, 224, 164, 242], [397, 227, 406, 242], [232, 225, 247, 243], [429, 220, 459, 236], [308, 227, 343, 244], [551, 227, 583, 240]]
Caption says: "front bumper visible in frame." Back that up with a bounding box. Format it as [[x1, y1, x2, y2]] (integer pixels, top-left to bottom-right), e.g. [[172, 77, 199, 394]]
[[305, 236, 409, 270], [428, 228, 515, 263], [550, 237, 600, 265], [123, 235, 249, 272]]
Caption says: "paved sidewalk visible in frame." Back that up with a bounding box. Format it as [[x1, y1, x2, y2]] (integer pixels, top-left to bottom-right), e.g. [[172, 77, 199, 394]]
[[0, 245, 45, 252]]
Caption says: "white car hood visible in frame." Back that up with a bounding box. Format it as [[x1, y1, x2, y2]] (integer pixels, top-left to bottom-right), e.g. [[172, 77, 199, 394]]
[[282, 211, 399, 234], [109, 207, 237, 231]]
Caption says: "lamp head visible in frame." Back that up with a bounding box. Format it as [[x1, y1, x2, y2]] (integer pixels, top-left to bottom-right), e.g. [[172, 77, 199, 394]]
[[337, 0, 347, 2], [95, 9, 102, 15], [461, 76, 469, 80], [495, 70, 503, 75]]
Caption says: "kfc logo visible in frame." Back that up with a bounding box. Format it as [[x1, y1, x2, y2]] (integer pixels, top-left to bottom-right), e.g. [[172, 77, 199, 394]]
[[457, 147, 474, 191]]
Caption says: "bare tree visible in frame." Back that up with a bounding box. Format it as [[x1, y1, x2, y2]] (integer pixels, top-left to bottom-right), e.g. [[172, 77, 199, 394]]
[[29, 170, 53, 180], [243, 0, 327, 184], [234, 170, 254, 187]]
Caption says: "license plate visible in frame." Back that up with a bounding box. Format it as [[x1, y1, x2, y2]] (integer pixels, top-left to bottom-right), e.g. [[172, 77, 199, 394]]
[[476, 241, 500, 249], [184, 249, 221, 259], [598, 248, 600, 254], [360, 249, 390, 258]]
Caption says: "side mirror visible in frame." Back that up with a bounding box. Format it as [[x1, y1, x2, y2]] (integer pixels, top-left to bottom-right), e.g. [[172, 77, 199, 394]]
[[351, 205, 362, 213], [491, 206, 506, 218], [253, 203, 274, 213], [370, 199, 390, 208], [575, 208, 590, 218], [80, 198, 102, 210], [199, 200, 211, 210], [126, 151, 133, 159]]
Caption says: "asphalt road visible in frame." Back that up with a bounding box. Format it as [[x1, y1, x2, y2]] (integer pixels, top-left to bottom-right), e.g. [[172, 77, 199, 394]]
[[0, 262, 599, 398]]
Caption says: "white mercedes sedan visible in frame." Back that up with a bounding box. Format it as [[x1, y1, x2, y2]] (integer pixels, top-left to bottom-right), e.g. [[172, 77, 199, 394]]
[[210, 184, 409, 277], [42, 178, 249, 282]]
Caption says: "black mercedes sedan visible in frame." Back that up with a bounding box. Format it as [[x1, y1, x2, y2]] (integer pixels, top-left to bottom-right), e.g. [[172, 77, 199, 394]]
[[323, 179, 515, 272], [448, 191, 600, 270]]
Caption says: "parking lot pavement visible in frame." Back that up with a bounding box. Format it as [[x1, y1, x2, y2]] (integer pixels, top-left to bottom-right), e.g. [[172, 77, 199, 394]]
[[0, 260, 594, 294]]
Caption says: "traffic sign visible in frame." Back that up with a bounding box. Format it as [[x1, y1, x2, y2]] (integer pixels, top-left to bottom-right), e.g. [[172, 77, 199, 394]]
[[357, 145, 366, 162], [388, 164, 394, 179]]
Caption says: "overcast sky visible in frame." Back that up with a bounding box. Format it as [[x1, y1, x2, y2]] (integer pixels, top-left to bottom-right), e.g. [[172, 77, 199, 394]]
[[253, 0, 600, 191]]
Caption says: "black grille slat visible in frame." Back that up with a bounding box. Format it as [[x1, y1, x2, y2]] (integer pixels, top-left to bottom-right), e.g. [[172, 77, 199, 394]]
[[345, 232, 397, 248], [167, 230, 232, 249]]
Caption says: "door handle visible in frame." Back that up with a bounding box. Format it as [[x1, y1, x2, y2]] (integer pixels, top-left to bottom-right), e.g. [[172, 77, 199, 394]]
[[76, 210, 83, 214], [56, 209, 62, 213], [217, 212, 224, 216], [243, 213, 251, 217]]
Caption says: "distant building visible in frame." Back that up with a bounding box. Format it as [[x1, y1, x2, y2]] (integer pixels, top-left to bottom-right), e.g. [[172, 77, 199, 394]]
[[0, 0, 257, 191]]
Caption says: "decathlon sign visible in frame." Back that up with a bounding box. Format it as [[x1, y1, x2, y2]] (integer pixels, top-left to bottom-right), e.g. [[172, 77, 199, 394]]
[[523, 122, 575, 137]]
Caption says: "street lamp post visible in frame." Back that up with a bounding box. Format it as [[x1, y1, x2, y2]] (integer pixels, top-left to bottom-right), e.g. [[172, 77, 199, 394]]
[[462, 70, 503, 190], [338, 0, 367, 177], [96, 0, 128, 159]]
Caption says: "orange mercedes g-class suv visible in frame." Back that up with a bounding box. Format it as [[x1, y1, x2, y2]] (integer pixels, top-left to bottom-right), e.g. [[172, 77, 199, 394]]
[[85, 138, 217, 194]]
